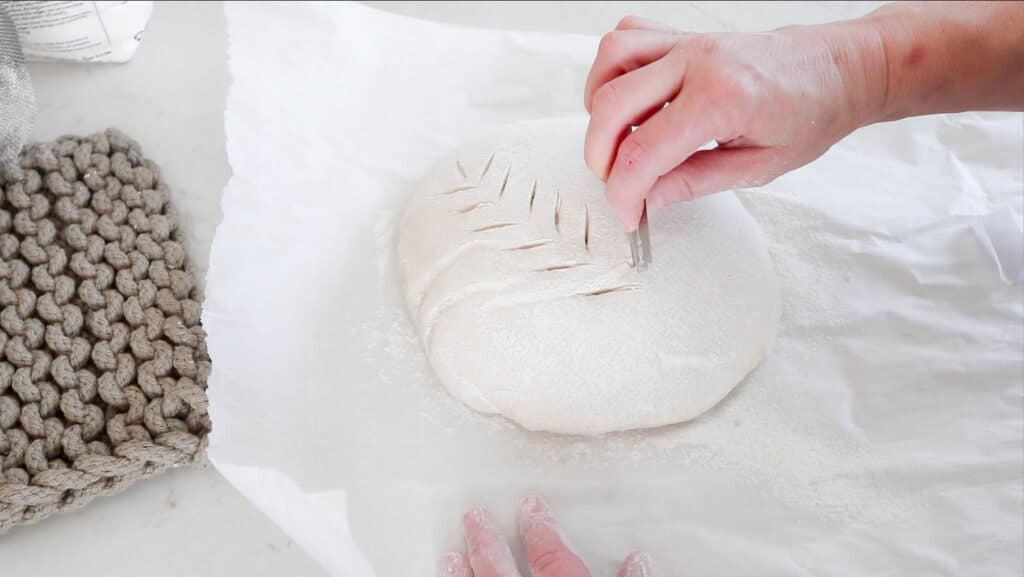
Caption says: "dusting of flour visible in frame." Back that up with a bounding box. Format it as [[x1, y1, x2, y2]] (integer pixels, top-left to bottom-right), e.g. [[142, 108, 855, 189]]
[[357, 205, 918, 527]]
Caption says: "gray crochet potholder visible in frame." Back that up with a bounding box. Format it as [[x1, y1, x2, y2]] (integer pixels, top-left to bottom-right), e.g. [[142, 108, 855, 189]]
[[0, 130, 211, 533]]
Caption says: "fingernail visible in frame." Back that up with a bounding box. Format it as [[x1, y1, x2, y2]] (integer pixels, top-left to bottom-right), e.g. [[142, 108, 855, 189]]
[[518, 495, 556, 534], [520, 495, 552, 517], [622, 551, 654, 577]]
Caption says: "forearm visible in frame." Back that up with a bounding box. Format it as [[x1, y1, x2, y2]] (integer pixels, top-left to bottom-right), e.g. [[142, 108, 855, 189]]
[[835, 2, 1024, 125]]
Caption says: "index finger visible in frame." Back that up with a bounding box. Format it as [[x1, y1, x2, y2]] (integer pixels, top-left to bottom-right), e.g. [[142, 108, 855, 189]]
[[605, 90, 727, 230], [518, 496, 592, 577]]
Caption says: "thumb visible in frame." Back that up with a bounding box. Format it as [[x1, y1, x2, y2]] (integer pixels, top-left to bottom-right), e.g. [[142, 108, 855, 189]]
[[646, 147, 782, 213]]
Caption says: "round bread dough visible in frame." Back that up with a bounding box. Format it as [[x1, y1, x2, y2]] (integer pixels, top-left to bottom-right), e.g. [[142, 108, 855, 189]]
[[398, 118, 780, 436]]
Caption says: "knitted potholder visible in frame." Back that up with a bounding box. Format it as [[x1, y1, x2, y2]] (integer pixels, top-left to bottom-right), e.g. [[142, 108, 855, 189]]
[[0, 130, 211, 533]]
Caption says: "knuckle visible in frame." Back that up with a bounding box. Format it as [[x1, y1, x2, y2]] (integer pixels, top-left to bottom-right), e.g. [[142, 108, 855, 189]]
[[615, 15, 641, 30], [689, 33, 721, 56], [590, 81, 619, 116], [720, 69, 758, 101], [701, 66, 763, 122], [664, 42, 690, 69], [678, 39, 764, 108], [597, 30, 625, 59]]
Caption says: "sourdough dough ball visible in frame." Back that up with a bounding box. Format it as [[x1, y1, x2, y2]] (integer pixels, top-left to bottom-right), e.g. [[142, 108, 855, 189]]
[[398, 118, 780, 435]]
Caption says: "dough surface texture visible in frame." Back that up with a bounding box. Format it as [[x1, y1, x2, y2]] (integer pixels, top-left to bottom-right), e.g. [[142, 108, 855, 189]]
[[398, 118, 780, 435]]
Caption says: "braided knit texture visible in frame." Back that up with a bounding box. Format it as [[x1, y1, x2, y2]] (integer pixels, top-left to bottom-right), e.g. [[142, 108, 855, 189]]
[[0, 129, 211, 533]]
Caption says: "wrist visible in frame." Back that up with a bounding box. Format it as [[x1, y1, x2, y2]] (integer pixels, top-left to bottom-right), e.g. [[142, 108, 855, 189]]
[[844, 2, 1024, 121], [814, 18, 891, 130]]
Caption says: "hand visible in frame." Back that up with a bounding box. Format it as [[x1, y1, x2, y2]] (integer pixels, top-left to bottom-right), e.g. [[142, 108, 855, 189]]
[[441, 496, 653, 577], [583, 16, 884, 230]]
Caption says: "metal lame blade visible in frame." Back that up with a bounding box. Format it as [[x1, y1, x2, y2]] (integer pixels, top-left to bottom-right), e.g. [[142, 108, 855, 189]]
[[628, 203, 652, 271]]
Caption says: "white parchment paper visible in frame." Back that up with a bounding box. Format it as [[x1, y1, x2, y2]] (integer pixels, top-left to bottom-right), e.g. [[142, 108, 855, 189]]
[[205, 3, 1024, 576]]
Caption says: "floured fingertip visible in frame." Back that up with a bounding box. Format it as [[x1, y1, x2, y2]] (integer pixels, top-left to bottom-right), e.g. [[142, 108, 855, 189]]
[[440, 551, 473, 577], [462, 507, 523, 577], [519, 495, 553, 518], [463, 507, 497, 531], [518, 494, 556, 534], [620, 551, 654, 577]]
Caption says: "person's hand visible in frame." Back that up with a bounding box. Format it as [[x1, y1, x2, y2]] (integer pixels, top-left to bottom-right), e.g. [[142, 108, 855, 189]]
[[583, 16, 885, 230], [441, 496, 653, 577]]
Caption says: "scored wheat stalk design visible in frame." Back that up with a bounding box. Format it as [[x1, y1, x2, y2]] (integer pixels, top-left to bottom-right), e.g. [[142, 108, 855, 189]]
[[444, 154, 639, 297]]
